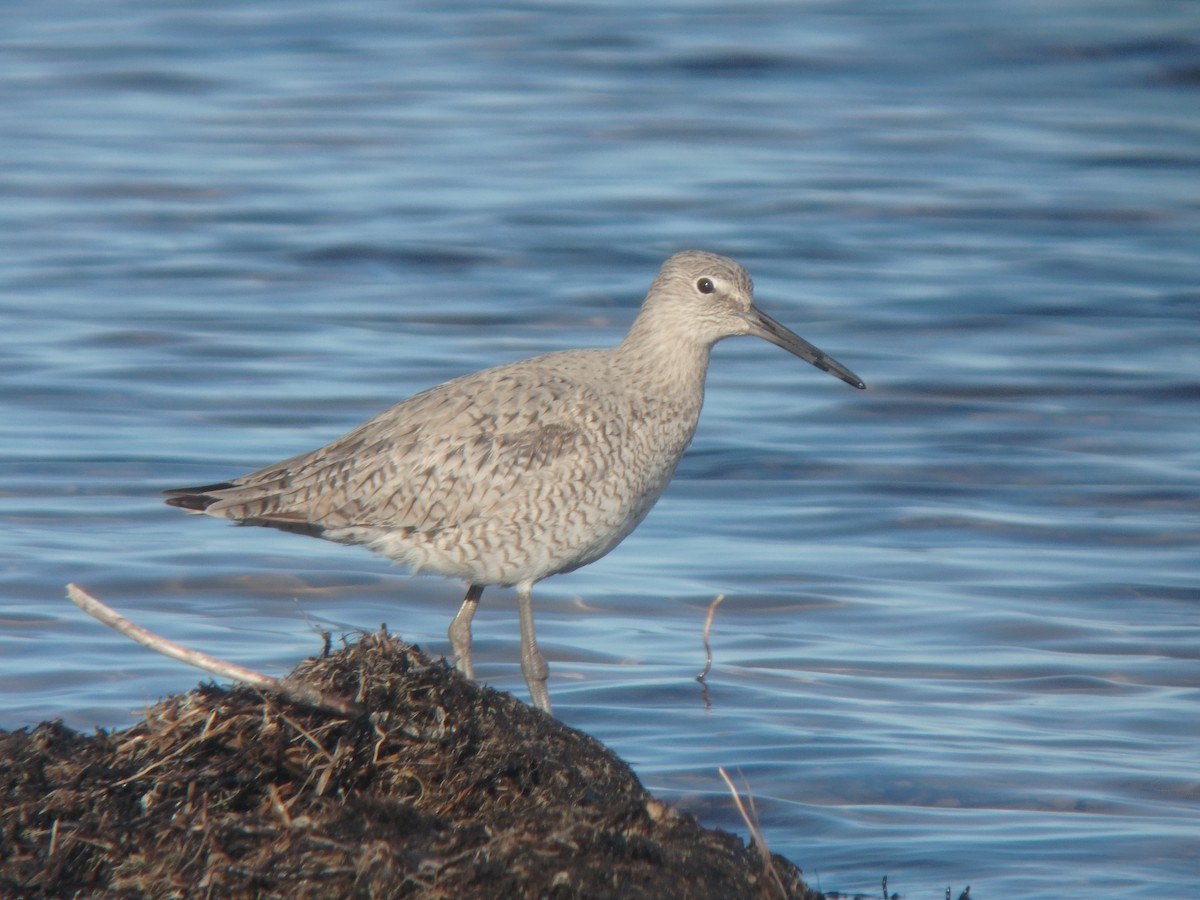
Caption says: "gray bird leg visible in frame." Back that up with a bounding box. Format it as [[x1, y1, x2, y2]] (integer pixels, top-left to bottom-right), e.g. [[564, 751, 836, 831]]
[[448, 583, 483, 679], [516, 581, 551, 713]]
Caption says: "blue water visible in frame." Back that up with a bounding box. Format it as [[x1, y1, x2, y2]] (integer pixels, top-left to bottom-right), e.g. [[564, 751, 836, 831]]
[[2, 2, 1197, 897]]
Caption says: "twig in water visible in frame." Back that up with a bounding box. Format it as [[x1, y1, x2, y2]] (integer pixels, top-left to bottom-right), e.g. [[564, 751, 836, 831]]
[[695, 594, 725, 682], [718, 766, 786, 899], [65, 583, 362, 717]]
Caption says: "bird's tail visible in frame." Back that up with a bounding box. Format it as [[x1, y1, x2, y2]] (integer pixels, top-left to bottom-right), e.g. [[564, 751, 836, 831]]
[[163, 482, 237, 512]]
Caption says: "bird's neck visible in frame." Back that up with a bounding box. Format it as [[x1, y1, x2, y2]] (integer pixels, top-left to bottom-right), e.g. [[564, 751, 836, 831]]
[[614, 310, 712, 421]]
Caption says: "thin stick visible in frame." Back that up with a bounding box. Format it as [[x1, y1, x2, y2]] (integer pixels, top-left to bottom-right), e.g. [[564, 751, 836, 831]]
[[695, 594, 725, 682], [65, 583, 362, 717], [718, 766, 786, 899]]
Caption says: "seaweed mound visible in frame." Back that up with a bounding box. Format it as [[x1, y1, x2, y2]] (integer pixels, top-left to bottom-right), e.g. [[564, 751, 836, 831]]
[[0, 631, 819, 898]]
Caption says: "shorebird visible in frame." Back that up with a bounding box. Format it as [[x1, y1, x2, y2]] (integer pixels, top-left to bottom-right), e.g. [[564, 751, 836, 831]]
[[165, 251, 865, 712]]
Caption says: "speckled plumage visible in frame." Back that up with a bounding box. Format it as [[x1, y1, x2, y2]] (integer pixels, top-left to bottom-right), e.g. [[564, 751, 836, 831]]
[[166, 251, 865, 712]]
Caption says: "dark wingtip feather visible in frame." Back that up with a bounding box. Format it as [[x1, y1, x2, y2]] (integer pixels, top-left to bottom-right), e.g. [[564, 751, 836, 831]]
[[163, 482, 236, 512]]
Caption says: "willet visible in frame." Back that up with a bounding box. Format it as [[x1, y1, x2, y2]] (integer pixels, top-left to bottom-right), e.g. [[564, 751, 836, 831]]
[[165, 251, 865, 713]]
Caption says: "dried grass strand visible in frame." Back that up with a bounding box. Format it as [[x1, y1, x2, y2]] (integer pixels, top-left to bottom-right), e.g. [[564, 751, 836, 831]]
[[719, 766, 787, 900]]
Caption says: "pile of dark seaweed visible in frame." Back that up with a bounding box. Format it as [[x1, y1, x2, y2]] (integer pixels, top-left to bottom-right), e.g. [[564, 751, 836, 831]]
[[0, 631, 820, 898]]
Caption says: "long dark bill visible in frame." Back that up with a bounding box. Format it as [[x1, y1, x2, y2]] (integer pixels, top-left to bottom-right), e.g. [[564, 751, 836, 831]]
[[744, 307, 866, 390]]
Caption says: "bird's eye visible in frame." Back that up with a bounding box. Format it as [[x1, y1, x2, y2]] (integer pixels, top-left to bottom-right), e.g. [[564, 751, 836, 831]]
[[696, 277, 715, 294]]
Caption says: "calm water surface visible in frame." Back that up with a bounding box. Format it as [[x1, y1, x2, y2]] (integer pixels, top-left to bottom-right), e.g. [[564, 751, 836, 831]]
[[2, 2, 1197, 897]]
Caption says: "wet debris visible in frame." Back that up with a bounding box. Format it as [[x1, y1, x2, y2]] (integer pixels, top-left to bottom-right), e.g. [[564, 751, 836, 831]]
[[0, 631, 820, 899]]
